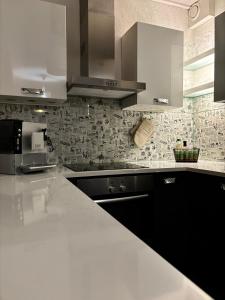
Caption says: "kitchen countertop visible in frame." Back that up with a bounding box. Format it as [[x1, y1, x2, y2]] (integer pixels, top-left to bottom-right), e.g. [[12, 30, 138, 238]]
[[1, 160, 225, 300]]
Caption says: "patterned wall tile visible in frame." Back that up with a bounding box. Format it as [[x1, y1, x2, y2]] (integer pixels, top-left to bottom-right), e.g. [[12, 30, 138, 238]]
[[193, 94, 225, 160], [0, 97, 193, 164], [0, 94, 224, 163]]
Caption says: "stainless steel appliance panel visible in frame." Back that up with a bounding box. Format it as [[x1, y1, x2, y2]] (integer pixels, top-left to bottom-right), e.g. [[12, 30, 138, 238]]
[[69, 173, 154, 245], [72, 174, 153, 197], [67, 0, 146, 99], [0, 153, 49, 175], [0, 154, 22, 175]]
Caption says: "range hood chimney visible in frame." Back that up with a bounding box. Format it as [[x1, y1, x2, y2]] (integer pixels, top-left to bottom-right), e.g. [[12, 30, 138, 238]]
[[67, 0, 145, 99]]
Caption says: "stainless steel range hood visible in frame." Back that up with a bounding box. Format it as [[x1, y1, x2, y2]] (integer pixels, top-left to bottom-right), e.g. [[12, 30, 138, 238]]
[[67, 0, 145, 99]]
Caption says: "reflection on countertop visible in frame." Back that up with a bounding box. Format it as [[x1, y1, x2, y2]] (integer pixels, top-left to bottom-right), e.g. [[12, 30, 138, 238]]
[[0, 161, 221, 300]]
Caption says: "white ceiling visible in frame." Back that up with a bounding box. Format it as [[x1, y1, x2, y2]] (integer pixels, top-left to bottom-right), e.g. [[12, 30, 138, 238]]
[[152, 0, 197, 9]]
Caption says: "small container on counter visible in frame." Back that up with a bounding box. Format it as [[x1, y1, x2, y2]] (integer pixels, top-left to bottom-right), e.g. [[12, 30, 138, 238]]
[[173, 148, 200, 163]]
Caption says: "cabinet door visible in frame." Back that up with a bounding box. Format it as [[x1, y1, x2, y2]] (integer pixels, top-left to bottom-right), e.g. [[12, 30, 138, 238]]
[[0, 0, 66, 102], [121, 22, 183, 111], [153, 172, 225, 299], [153, 172, 188, 271], [209, 177, 225, 300], [187, 173, 225, 299], [137, 23, 183, 109], [98, 194, 154, 244]]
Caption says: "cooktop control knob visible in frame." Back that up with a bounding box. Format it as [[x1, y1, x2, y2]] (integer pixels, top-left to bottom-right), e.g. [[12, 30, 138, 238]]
[[109, 185, 116, 193], [120, 184, 127, 192]]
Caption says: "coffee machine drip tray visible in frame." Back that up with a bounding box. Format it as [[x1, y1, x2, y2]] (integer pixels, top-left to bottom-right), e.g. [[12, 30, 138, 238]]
[[20, 164, 56, 174], [20, 153, 56, 173], [0, 153, 56, 175]]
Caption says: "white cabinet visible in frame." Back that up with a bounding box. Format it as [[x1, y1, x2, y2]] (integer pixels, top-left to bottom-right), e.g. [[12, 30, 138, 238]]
[[0, 0, 67, 105], [121, 22, 184, 112]]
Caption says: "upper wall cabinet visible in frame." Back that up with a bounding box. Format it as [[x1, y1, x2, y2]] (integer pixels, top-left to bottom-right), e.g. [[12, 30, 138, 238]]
[[121, 22, 184, 112], [214, 11, 225, 103], [0, 0, 67, 105]]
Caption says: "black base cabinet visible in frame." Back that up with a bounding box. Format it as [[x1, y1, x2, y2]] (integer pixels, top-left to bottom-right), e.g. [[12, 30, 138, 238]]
[[75, 171, 225, 299], [152, 172, 188, 272], [151, 172, 225, 300], [186, 173, 225, 300], [98, 193, 154, 244]]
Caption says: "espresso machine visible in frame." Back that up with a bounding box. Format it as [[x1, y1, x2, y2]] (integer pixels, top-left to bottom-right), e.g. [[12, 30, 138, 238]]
[[0, 120, 56, 174]]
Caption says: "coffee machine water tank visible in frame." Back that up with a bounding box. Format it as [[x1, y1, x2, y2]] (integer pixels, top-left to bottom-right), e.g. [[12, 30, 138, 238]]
[[20, 122, 56, 173], [22, 122, 47, 153], [32, 132, 45, 152]]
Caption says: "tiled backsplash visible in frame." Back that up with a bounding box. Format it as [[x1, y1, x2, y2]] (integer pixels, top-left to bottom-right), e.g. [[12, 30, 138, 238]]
[[0, 95, 224, 163], [193, 94, 225, 160], [0, 98, 193, 164]]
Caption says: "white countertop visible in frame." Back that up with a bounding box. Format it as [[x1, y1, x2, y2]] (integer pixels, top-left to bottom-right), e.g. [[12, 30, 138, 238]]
[[1, 160, 224, 300]]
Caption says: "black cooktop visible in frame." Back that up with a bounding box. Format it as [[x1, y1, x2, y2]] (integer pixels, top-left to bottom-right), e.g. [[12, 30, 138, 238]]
[[65, 162, 147, 172]]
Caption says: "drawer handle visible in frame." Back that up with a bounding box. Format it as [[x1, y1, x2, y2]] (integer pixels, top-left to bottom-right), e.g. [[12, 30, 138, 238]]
[[21, 88, 45, 96], [95, 194, 150, 204], [164, 178, 176, 184]]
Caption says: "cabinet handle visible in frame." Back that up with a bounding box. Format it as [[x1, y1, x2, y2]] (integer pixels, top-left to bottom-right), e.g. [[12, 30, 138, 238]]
[[154, 98, 169, 105], [21, 88, 45, 96], [164, 178, 176, 184], [95, 194, 150, 204], [221, 184, 225, 191]]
